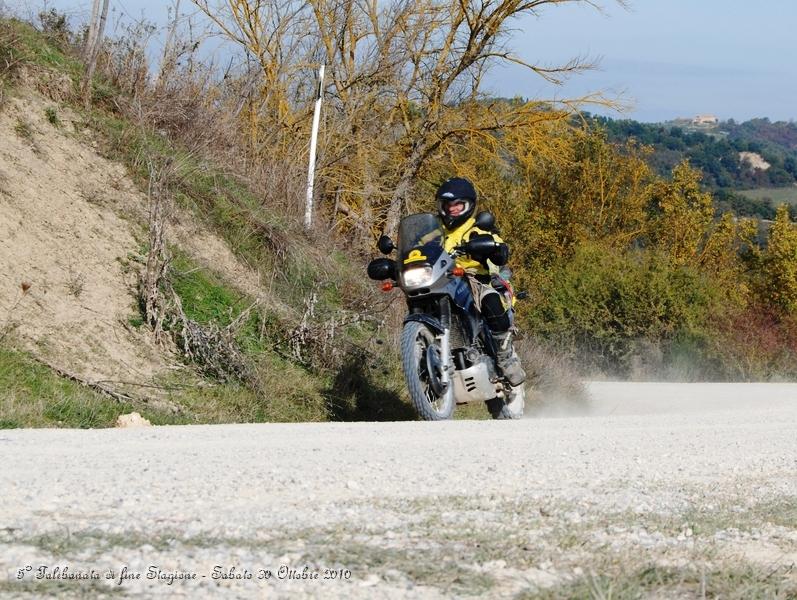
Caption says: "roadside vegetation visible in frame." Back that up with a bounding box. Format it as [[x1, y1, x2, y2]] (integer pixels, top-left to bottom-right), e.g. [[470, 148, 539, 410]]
[[0, 14, 409, 426], [0, 348, 173, 429], [2, 0, 797, 428]]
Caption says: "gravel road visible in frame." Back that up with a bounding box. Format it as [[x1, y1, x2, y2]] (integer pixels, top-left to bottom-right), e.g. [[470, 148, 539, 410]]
[[2, 383, 796, 598]]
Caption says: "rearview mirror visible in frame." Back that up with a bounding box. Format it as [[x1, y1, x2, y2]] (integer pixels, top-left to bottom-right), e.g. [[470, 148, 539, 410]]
[[474, 211, 496, 232], [367, 258, 396, 281]]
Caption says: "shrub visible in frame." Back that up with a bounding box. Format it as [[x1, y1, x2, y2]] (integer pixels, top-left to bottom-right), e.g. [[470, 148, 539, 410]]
[[525, 243, 721, 377], [707, 303, 797, 380], [38, 10, 70, 45], [45, 106, 60, 125]]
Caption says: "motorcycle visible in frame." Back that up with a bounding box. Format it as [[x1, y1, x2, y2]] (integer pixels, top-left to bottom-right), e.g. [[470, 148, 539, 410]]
[[368, 212, 526, 421]]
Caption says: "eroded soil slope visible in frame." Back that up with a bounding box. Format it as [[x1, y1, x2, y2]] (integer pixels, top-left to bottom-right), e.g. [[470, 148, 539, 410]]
[[0, 91, 266, 398], [0, 92, 175, 391]]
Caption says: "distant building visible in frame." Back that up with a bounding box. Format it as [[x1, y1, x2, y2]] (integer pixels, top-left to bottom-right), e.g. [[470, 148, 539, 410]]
[[692, 114, 719, 125]]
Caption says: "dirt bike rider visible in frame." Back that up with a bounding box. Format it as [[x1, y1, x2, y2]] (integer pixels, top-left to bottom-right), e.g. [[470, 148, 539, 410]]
[[435, 177, 526, 386]]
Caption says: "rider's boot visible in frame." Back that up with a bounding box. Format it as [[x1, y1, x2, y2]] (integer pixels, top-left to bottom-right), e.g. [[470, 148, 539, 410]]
[[494, 331, 526, 386]]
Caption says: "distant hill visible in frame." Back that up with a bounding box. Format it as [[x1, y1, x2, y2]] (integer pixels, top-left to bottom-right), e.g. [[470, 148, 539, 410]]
[[586, 114, 797, 219]]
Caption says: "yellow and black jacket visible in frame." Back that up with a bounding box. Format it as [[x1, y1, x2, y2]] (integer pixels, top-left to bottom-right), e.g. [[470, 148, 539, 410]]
[[442, 216, 505, 277]]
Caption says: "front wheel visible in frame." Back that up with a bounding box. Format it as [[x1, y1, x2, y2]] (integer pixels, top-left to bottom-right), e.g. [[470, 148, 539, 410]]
[[486, 384, 526, 420], [400, 321, 454, 421]]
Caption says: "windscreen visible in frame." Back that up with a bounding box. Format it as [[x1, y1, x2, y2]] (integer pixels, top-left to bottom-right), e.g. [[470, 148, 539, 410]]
[[397, 213, 443, 258]]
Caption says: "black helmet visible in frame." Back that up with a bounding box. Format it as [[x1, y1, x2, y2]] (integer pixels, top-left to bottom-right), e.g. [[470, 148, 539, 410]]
[[436, 177, 477, 229]]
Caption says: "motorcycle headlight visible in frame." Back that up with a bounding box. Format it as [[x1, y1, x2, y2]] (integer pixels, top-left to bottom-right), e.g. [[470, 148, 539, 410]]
[[401, 265, 434, 288]]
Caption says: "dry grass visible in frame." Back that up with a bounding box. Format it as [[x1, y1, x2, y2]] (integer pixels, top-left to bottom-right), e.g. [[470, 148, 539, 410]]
[[0, 20, 23, 80], [534, 562, 797, 599], [65, 270, 85, 298], [12, 115, 45, 155], [12, 115, 32, 138], [0, 342, 336, 427]]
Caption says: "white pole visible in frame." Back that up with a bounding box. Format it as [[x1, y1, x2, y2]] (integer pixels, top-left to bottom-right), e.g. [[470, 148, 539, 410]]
[[304, 64, 325, 230]]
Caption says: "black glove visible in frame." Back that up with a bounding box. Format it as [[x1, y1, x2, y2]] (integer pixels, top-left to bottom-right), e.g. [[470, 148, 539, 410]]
[[491, 243, 509, 266]]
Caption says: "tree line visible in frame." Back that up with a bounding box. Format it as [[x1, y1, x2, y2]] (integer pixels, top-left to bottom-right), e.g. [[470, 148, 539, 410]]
[[590, 114, 797, 191]]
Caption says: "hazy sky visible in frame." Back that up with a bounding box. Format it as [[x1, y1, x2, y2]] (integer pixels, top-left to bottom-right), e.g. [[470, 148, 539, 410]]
[[17, 0, 797, 122], [491, 0, 797, 122]]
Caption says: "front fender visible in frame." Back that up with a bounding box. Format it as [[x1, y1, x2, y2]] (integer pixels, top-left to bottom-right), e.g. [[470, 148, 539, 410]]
[[403, 313, 444, 335]]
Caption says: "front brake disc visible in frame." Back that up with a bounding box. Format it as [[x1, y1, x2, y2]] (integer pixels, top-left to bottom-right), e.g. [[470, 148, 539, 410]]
[[424, 343, 447, 397]]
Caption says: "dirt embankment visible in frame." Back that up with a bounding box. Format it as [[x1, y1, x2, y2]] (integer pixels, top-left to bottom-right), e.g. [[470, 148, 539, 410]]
[[0, 91, 264, 399]]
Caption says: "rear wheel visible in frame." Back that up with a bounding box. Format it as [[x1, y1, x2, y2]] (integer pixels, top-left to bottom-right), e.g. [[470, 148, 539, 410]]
[[400, 321, 454, 421]]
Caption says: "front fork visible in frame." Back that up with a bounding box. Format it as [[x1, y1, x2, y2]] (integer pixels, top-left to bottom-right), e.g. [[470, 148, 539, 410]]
[[437, 297, 454, 399]]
